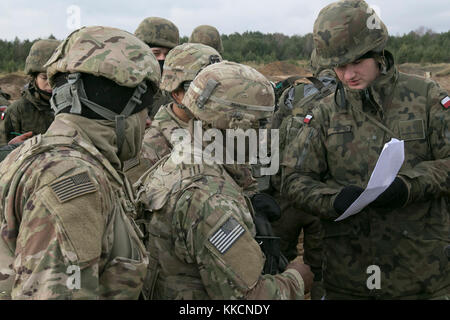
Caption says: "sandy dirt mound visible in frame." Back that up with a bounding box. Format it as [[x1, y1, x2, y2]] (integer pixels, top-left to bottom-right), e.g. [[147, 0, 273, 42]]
[[256, 61, 312, 82], [0, 72, 28, 102]]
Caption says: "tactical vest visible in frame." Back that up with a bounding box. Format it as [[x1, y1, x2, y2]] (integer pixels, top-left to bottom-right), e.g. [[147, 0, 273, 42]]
[[136, 156, 257, 299], [0, 132, 148, 299]]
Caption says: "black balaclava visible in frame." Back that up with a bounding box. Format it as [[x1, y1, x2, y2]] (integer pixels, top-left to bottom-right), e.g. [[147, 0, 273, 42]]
[[52, 73, 154, 119]]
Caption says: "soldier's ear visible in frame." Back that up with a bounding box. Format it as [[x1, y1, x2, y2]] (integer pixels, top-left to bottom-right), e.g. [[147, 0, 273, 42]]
[[171, 87, 185, 105]]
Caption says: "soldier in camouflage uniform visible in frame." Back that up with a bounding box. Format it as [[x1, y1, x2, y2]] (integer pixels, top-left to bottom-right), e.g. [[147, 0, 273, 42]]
[[189, 25, 224, 54], [135, 17, 180, 119], [282, 0, 449, 299], [125, 43, 222, 185], [269, 50, 337, 300], [3, 39, 60, 143], [0, 26, 161, 299], [136, 61, 313, 300]]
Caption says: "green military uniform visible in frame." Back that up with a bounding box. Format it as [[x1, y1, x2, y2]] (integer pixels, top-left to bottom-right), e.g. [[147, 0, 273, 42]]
[[4, 82, 54, 141], [0, 26, 161, 300], [138, 61, 308, 300], [2, 39, 60, 143], [283, 55, 450, 299], [282, 0, 449, 299], [267, 74, 336, 299]]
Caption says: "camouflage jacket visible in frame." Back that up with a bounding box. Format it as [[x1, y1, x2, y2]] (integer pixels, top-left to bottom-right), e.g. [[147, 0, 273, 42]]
[[4, 83, 54, 141], [0, 115, 148, 299], [125, 103, 188, 186], [282, 63, 450, 299], [137, 154, 304, 300]]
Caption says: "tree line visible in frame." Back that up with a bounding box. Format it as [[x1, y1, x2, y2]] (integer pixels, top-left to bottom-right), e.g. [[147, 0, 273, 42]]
[[1, 29, 449, 73]]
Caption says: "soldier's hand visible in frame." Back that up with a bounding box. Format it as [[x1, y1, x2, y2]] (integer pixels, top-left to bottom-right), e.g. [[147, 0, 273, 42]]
[[370, 177, 409, 209], [286, 261, 314, 293], [333, 185, 364, 215], [8, 131, 33, 145]]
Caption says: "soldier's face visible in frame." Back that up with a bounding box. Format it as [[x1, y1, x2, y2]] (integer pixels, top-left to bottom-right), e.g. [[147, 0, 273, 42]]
[[151, 47, 170, 61], [35, 73, 52, 93], [334, 58, 380, 90]]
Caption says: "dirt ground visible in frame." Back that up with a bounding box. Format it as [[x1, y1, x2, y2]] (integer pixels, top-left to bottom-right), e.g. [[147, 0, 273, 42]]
[[0, 72, 28, 101]]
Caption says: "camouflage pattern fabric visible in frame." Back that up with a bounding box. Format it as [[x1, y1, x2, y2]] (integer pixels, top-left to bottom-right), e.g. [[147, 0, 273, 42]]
[[0, 114, 148, 299], [182, 61, 275, 130], [4, 82, 54, 142], [160, 43, 222, 93], [281, 58, 450, 299], [147, 89, 171, 119], [134, 17, 180, 49], [137, 153, 304, 300], [125, 103, 188, 186], [313, 0, 388, 69], [189, 25, 224, 54], [24, 39, 61, 75], [46, 26, 161, 89]]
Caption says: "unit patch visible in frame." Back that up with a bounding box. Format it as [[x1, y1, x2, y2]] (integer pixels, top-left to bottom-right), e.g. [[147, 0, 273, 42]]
[[51, 172, 97, 203], [209, 217, 245, 254]]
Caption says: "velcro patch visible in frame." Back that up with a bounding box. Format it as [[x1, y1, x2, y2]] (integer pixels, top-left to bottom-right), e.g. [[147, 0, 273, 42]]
[[51, 172, 97, 203], [441, 96, 450, 109], [209, 217, 245, 254]]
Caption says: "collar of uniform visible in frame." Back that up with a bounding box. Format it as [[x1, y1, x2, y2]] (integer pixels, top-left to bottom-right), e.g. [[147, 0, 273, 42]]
[[152, 102, 189, 143], [23, 82, 52, 112]]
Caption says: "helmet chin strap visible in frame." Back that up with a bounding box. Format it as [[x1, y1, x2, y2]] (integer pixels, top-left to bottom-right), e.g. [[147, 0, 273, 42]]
[[50, 72, 148, 154]]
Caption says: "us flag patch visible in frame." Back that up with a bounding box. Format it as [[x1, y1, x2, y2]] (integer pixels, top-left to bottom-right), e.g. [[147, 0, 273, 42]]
[[51, 172, 96, 203], [209, 217, 245, 254], [441, 96, 450, 109]]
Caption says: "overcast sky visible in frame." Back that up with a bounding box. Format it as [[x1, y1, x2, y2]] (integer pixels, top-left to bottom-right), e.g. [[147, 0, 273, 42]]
[[1, 0, 449, 41]]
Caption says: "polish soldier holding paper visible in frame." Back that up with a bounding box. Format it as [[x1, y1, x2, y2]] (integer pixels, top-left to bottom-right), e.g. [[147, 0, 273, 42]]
[[281, 0, 449, 299]]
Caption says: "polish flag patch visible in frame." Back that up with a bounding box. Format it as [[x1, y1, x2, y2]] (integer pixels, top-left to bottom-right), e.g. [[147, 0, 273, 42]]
[[304, 114, 313, 124], [441, 96, 450, 109]]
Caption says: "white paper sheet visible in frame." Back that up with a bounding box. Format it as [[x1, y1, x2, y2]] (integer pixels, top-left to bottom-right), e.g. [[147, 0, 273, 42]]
[[335, 138, 405, 222]]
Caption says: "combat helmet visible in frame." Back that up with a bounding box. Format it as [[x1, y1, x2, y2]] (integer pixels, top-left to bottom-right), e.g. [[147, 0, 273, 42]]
[[24, 39, 61, 75], [45, 26, 161, 151], [182, 61, 275, 130], [313, 0, 388, 69], [135, 17, 179, 49], [160, 43, 222, 93], [189, 25, 224, 54]]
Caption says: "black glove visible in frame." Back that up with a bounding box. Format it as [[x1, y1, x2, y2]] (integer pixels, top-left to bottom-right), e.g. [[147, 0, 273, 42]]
[[370, 177, 409, 209], [250, 193, 281, 223], [333, 186, 364, 215]]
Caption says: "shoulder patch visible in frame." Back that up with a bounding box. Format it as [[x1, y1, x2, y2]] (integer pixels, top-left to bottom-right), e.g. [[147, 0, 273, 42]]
[[441, 96, 450, 109], [209, 217, 245, 254], [50, 172, 97, 203]]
